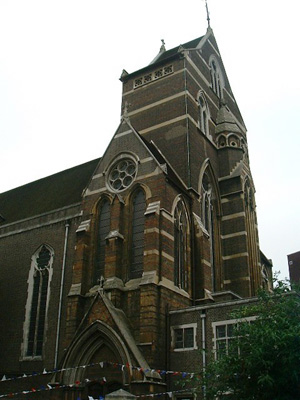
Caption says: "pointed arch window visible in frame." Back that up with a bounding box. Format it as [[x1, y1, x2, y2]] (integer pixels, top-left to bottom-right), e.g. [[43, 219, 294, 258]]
[[199, 94, 209, 135], [130, 189, 146, 279], [201, 172, 217, 291], [94, 199, 111, 284], [209, 59, 223, 98], [244, 180, 260, 294], [24, 245, 53, 358], [174, 201, 189, 291], [202, 173, 212, 232]]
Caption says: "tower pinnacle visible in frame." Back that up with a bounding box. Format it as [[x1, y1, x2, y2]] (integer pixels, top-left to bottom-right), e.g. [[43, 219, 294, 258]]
[[205, 0, 210, 27]]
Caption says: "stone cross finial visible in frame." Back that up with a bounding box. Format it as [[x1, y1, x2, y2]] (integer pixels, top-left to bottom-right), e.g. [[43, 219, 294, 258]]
[[98, 275, 105, 288]]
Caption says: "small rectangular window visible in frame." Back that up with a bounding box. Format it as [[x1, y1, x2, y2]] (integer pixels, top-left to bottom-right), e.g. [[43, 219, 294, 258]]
[[172, 323, 197, 351]]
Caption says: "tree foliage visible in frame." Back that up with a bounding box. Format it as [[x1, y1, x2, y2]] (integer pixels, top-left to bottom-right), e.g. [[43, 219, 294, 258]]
[[202, 280, 300, 400]]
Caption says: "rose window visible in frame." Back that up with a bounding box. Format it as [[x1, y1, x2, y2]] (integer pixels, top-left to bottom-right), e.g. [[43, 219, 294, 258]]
[[108, 159, 137, 192]]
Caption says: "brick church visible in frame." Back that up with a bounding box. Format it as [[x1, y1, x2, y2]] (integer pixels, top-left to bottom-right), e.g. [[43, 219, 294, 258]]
[[0, 27, 272, 399]]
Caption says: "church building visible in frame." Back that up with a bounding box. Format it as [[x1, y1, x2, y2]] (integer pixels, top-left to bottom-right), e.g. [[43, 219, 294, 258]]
[[0, 26, 272, 400]]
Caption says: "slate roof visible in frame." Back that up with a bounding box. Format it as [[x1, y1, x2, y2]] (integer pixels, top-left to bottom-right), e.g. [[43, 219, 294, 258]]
[[0, 158, 100, 225], [154, 36, 204, 64], [121, 36, 204, 80], [137, 133, 188, 193]]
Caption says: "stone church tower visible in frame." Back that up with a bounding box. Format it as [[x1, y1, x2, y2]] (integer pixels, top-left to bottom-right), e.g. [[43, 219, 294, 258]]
[[0, 27, 272, 400], [57, 27, 271, 398]]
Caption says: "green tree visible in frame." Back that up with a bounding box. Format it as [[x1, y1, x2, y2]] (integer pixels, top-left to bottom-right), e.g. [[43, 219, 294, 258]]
[[202, 281, 300, 400]]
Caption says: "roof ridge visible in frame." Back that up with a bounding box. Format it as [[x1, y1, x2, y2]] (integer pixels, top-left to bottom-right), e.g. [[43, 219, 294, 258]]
[[0, 157, 101, 195]]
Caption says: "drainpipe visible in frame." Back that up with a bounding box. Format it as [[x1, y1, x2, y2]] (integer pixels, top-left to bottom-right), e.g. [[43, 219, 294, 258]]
[[201, 311, 206, 369], [54, 220, 70, 369], [165, 305, 170, 391], [201, 311, 207, 399]]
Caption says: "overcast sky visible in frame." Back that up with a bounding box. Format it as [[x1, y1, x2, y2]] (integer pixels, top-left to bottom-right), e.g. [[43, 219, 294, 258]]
[[0, 0, 299, 279]]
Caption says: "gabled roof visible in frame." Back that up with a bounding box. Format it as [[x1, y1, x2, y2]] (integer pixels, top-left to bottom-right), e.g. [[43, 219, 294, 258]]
[[0, 158, 100, 225], [151, 36, 204, 64], [121, 36, 205, 81]]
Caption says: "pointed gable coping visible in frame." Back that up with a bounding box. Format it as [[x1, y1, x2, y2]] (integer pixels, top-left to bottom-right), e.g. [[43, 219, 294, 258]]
[[195, 26, 214, 50], [84, 118, 173, 197], [109, 117, 177, 177], [127, 119, 188, 193], [99, 120, 194, 195], [82, 118, 135, 196], [99, 291, 161, 381], [141, 138, 188, 193]]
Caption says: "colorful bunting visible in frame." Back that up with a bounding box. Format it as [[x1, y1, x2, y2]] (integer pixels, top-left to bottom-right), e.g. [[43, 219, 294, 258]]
[[0, 381, 196, 400], [0, 360, 200, 399], [0, 361, 200, 384]]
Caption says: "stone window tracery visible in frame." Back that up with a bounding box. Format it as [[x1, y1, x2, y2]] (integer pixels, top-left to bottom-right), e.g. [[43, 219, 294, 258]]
[[228, 134, 240, 148], [134, 65, 173, 88], [23, 245, 53, 358], [218, 135, 227, 148], [108, 158, 137, 193]]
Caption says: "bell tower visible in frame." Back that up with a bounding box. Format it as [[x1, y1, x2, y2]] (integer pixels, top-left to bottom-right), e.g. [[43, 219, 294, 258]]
[[120, 27, 267, 297]]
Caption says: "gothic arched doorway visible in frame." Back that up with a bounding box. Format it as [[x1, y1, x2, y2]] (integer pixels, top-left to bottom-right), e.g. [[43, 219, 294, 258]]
[[59, 321, 132, 399]]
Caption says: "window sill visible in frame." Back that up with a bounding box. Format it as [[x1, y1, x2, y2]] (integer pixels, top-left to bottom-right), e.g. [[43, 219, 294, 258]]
[[173, 346, 198, 352], [20, 356, 43, 361]]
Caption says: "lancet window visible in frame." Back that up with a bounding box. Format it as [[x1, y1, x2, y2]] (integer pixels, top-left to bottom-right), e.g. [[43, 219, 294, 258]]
[[174, 201, 189, 291], [198, 93, 209, 135], [94, 198, 111, 284], [24, 245, 53, 358], [201, 171, 218, 291], [209, 59, 223, 98], [202, 173, 212, 233], [244, 180, 260, 294], [130, 189, 146, 279]]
